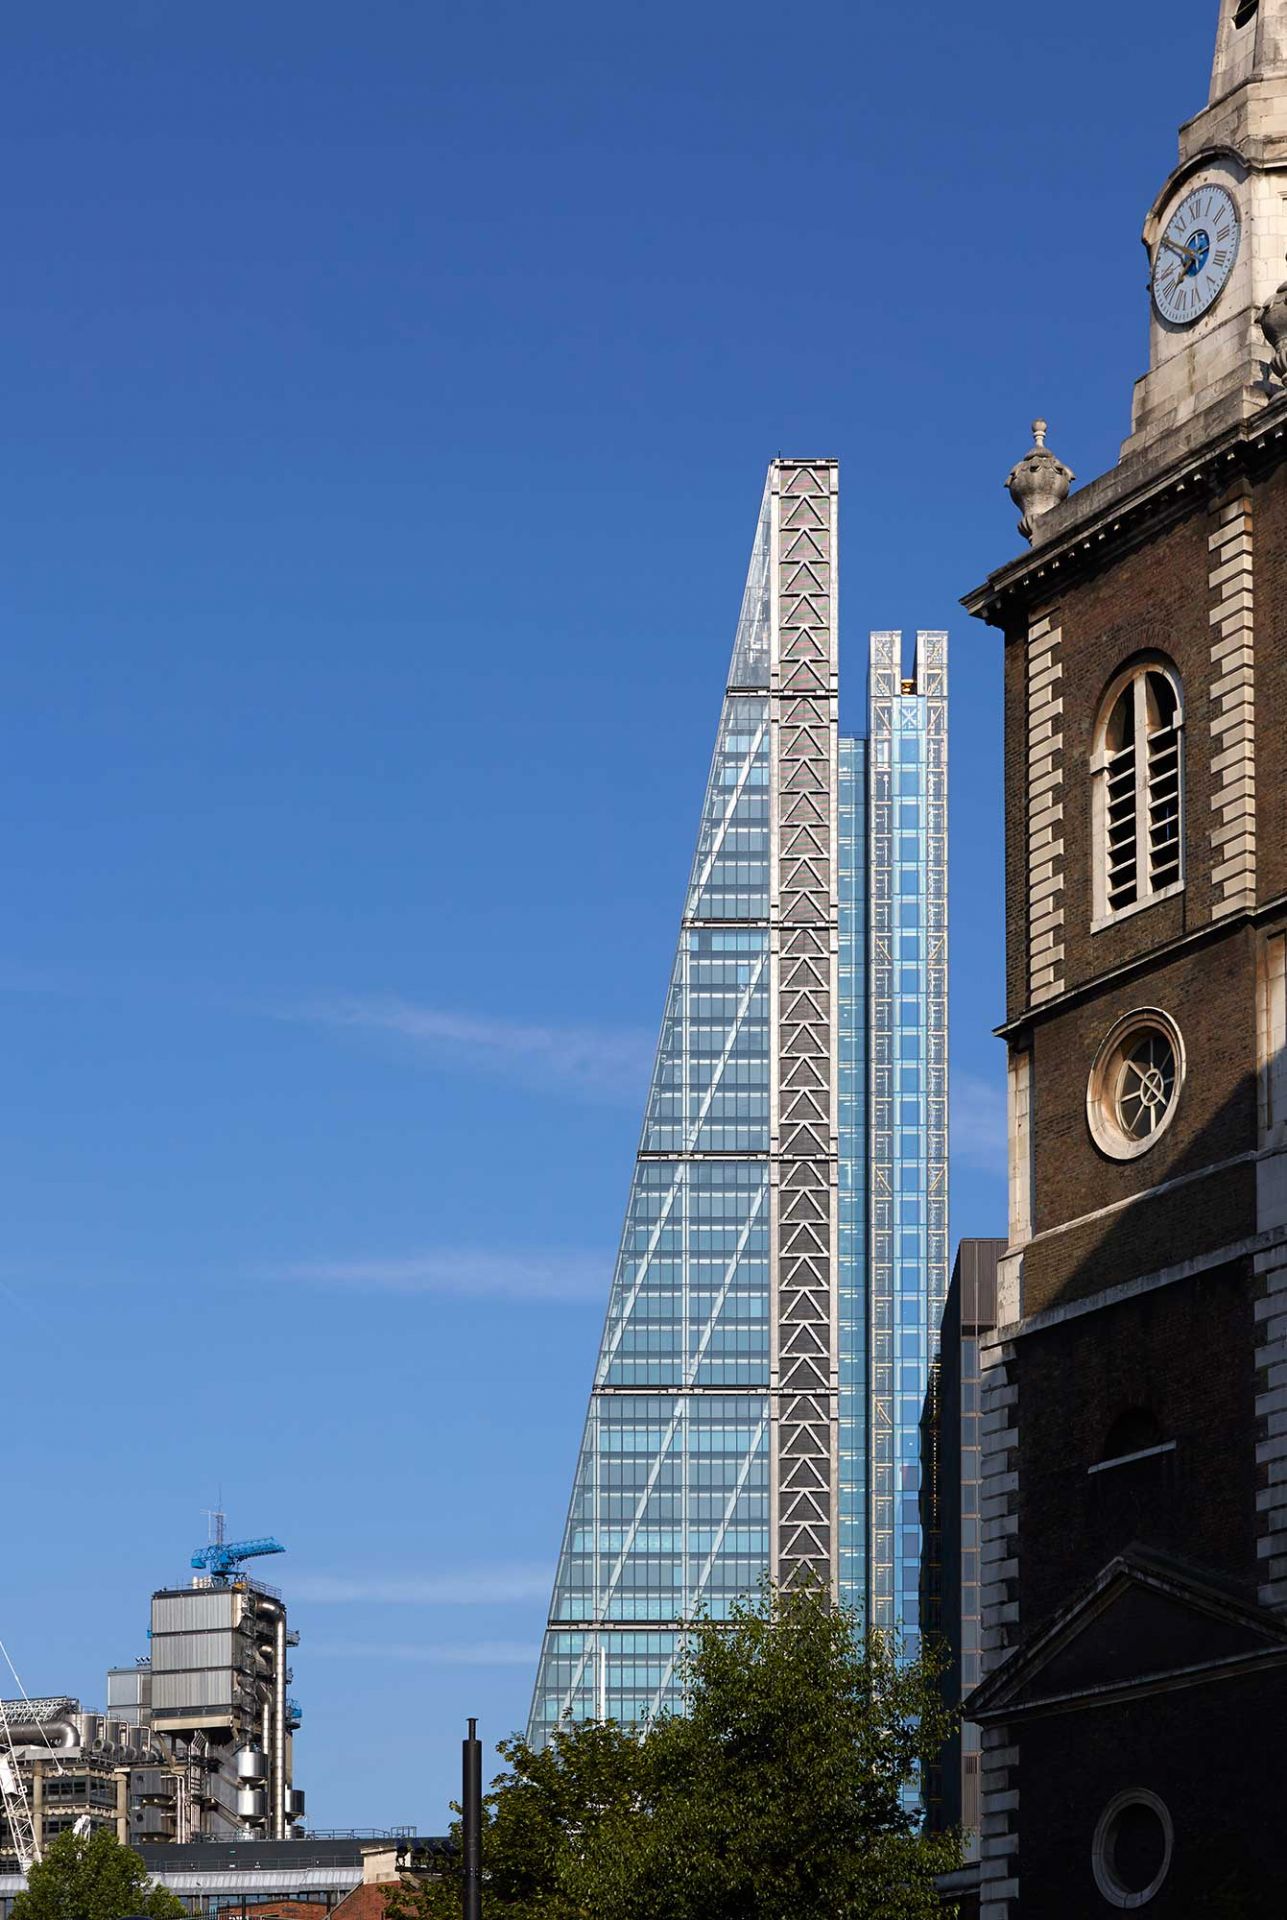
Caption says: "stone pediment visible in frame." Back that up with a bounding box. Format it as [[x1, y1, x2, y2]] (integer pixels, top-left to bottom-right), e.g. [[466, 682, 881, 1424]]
[[966, 1547, 1287, 1726]]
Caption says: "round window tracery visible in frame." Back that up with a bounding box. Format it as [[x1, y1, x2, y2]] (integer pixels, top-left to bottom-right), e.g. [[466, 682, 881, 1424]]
[[1092, 1789, 1174, 1909], [1087, 1010, 1185, 1162], [1115, 1029, 1177, 1141]]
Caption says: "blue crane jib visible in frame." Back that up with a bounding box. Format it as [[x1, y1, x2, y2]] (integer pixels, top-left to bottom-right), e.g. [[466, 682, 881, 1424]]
[[190, 1536, 285, 1583]]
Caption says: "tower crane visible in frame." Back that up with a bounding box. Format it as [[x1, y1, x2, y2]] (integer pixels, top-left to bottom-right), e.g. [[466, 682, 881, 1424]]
[[190, 1537, 285, 1585], [0, 1738, 38, 1876], [0, 1652, 42, 1876]]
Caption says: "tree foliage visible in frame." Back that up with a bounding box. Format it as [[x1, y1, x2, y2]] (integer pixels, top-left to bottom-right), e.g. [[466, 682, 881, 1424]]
[[390, 1583, 960, 1920], [10, 1827, 187, 1920]]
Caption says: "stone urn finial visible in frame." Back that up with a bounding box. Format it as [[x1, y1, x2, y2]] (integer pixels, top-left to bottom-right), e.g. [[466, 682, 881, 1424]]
[[1005, 419, 1074, 545], [1258, 255, 1287, 383]]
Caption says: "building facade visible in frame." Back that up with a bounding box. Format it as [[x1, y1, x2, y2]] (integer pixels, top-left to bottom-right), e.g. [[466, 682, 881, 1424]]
[[964, 4, 1287, 1912], [0, 1557, 304, 1868], [146, 1575, 303, 1841], [921, 1238, 1005, 1848], [862, 637, 949, 1645], [528, 460, 948, 1738], [0, 1836, 441, 1920]]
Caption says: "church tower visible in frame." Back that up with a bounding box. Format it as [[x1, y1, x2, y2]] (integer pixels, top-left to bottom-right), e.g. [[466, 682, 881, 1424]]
[[964, 4, 1287, 1914]]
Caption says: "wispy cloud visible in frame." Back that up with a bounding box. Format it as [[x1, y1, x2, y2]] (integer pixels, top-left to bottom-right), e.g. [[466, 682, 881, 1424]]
[[291, 1567, 551, 1606], [308, 1640, 536, 1666], [279, 993, 653, 1103], [951, 1071, 1007, 1176], [269, 1248, 607, 1304]]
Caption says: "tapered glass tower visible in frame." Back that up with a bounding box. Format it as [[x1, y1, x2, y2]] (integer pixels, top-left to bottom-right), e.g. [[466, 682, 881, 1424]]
[[528, 462, 947, 1737]]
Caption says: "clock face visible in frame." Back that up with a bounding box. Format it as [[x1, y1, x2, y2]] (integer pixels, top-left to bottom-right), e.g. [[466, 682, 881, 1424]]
[[1151, 183, 1240, 326]]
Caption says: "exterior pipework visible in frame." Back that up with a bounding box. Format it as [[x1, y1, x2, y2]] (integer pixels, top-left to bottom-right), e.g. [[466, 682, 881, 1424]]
[[273, 1607, 286, 1840], [140, 1574, 302, 1845], [243, 1595, 288, 1839], [3, 1719, 77, 1751]]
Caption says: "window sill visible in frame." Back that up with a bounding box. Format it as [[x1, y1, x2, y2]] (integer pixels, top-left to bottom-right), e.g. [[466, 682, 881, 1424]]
[[1091, 881, 1184, 936], [1087, 1440, 1176, 1476]]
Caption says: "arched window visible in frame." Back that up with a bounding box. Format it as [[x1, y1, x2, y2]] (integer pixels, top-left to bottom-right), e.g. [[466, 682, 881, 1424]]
[[1092, 662, 1184, 924], [1100, 1407, 1164, 1465], [1087, 1409, 1177, 1563]]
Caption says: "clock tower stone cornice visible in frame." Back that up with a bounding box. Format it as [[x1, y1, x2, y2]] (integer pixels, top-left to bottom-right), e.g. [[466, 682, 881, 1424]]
[[963, 384, 1287, 628], [1142, 143, 1255, 249]]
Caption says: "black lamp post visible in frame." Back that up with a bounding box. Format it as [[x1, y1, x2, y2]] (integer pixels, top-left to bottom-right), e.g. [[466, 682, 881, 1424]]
[[462, 1718, 482, 1920]]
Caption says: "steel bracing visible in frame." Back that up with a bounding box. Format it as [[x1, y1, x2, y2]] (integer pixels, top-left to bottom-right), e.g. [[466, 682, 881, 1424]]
[[769, 463, 840, 1592]]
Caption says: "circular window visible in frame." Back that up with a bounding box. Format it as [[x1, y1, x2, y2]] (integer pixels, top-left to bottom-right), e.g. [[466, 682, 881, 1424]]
[[1087, 1010, 1185, 1161], [1092, 1789, 1173, 1908]]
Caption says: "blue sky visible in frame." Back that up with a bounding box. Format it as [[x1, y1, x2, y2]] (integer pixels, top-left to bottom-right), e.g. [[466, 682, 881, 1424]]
[[0, 0, 1221, 1829]]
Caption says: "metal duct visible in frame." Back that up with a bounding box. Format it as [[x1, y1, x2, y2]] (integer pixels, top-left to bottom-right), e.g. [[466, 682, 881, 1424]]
[[253, 1597, 288, 1841], [4, 1719, 77, 1750]]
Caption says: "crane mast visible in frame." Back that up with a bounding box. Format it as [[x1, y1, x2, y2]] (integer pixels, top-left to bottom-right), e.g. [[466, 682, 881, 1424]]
[[0, 1707, 39, 1875]]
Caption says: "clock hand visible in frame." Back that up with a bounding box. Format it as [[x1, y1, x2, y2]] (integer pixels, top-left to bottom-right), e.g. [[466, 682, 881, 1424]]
[[1160, 234, 1197, 271]]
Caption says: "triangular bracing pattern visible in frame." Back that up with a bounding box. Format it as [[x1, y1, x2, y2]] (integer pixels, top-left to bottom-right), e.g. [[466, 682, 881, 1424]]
[[771, 464, 839, 1593]]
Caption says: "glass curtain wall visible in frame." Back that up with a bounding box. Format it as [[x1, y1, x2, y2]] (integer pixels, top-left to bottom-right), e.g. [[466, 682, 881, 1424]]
[[527, 480, 948, 1740], [838, 736, 870, 1615], [528, 485, 775, 1738], [867, 633, 949, 1648]]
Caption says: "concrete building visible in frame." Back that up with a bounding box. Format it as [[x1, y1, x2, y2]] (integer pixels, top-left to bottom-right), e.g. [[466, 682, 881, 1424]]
[[528, 460, 949, 1736], [146, 1574, 302, 1841], [0, 1543, 304, 1868], [962, 2, 1287, 1910], [0, 1697, 137, 1857]]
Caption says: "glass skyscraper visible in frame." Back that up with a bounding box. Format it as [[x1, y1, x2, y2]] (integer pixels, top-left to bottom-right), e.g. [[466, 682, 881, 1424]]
[[529, 461, 947, 1738]]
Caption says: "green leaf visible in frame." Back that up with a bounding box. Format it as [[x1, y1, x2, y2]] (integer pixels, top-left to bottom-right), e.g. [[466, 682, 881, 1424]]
[[391, 1585, 962, 1920], [11, 1828, 187, 1920]]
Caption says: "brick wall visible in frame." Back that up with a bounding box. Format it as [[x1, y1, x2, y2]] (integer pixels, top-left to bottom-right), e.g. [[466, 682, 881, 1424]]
[[976, 430, 1287, 1920], [1013, 1259, 1256, 1632], [1015, 1665, 1287, 1915], [1002, 462, 1287, 1035], [1017, 927, 1260, 1314]]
